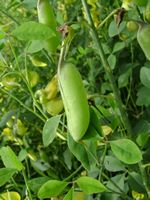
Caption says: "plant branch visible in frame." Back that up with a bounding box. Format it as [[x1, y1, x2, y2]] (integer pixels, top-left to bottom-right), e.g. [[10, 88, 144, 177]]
[[81, 0, 132, 137], [98, 8, 119, 29], [0, 87, 45, 123], [64, 165, 83, 182]]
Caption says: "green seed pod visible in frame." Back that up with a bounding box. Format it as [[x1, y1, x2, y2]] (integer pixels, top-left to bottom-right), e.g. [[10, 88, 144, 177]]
[[58, 63, 90, 141], [37, 0, 60, 53], [137, 23, 150, 61]]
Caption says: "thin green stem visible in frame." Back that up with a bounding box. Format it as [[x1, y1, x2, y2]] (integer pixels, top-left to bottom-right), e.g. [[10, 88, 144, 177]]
[[98, 8, 119, 29], [64, 165, 83, 181], [0, 87, 45, 122], [138, 161, 150, 198], [57, 40, 67, 72], [81, 0, 132, 137], [22, 169, 32, 200], [0, 9, 19, 25], [83, 142, 131, 199]]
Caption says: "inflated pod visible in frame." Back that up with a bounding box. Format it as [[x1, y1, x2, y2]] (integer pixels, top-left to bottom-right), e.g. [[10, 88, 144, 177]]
[[58, 63, 90, 141], [37, 0, 60, 53], [137, 23, 150, 61]]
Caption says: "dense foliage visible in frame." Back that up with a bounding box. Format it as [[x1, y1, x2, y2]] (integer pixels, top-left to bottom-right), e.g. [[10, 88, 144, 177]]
[[0, 0, 150, 199]]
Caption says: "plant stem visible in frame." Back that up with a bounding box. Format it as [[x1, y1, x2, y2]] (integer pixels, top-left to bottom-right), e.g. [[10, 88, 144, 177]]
[[98, 8, 119, 29], [0, 9, 19, 25], [57, 40, 67, 73], [138, 161, 150, 198], [64, 165, 83, 181], [81, 0, 132, 137], [22, 169, 32, 200], [0, 87, 45, 122]]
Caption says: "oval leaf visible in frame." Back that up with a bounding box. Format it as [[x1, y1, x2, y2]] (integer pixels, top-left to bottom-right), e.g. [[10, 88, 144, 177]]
[[76, 176, 107, 194], [12, 21, 55, 40], [110, 139, 142, 164], [0, 146, 23, 171], [43, 115, 61, 147], [140, 67, 150, 89], [0, 168, 17, 186], [104, 156, 125, 172], [38, 180, 68, 198], [67, 134, 90, 170]]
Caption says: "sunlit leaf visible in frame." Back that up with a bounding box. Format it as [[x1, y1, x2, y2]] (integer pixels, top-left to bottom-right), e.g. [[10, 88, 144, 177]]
[[38, 180, 68, 198], [0, 191, 21, 200], [0, 146, 23, 171], [76, 176, 107, 194]]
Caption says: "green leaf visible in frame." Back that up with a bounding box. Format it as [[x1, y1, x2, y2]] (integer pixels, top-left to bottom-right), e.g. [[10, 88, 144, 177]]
[[136, 86, 150, 106], [108, 21, 126, 37], [83, 106, 103, 139], [104, 156, 125, 172], [43, 115, 61, 147], [0, 191, 21, 200], [136, 132, 150, 148], [0, 109, 16, 128], [76, 176, 107, 194], [28, 177, 50, 193], [0, 146, 23, 171], [63, 148, 72, 170], [67, 134, 90, 170], [0, 31, 5, 40], [23, 0, 37, 9], [128, 172, 145, 193], [133, 0, 148, 7], [26, 40, 44, 53], [107, 54, 116, 70], [118, 68, 132, 88], [113, 42, 125, 53], [12, 21, 55, 41], [63, 188, 73, 200], [110, 139, 142, 164], [140, 67, 150, 89], [106, 174, 125, 193], [0, 168, 17, 186], [38, 180, 68, 198]]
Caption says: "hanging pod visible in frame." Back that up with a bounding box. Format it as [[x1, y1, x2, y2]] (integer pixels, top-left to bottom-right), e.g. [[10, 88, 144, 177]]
[[58, 63, 90, 141], [37, 0, 60, 53]]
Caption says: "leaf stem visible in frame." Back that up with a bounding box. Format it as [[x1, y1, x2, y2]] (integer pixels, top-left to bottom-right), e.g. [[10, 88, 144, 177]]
[[81, 0, 132, 137], [64, 165, 83, 182]]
